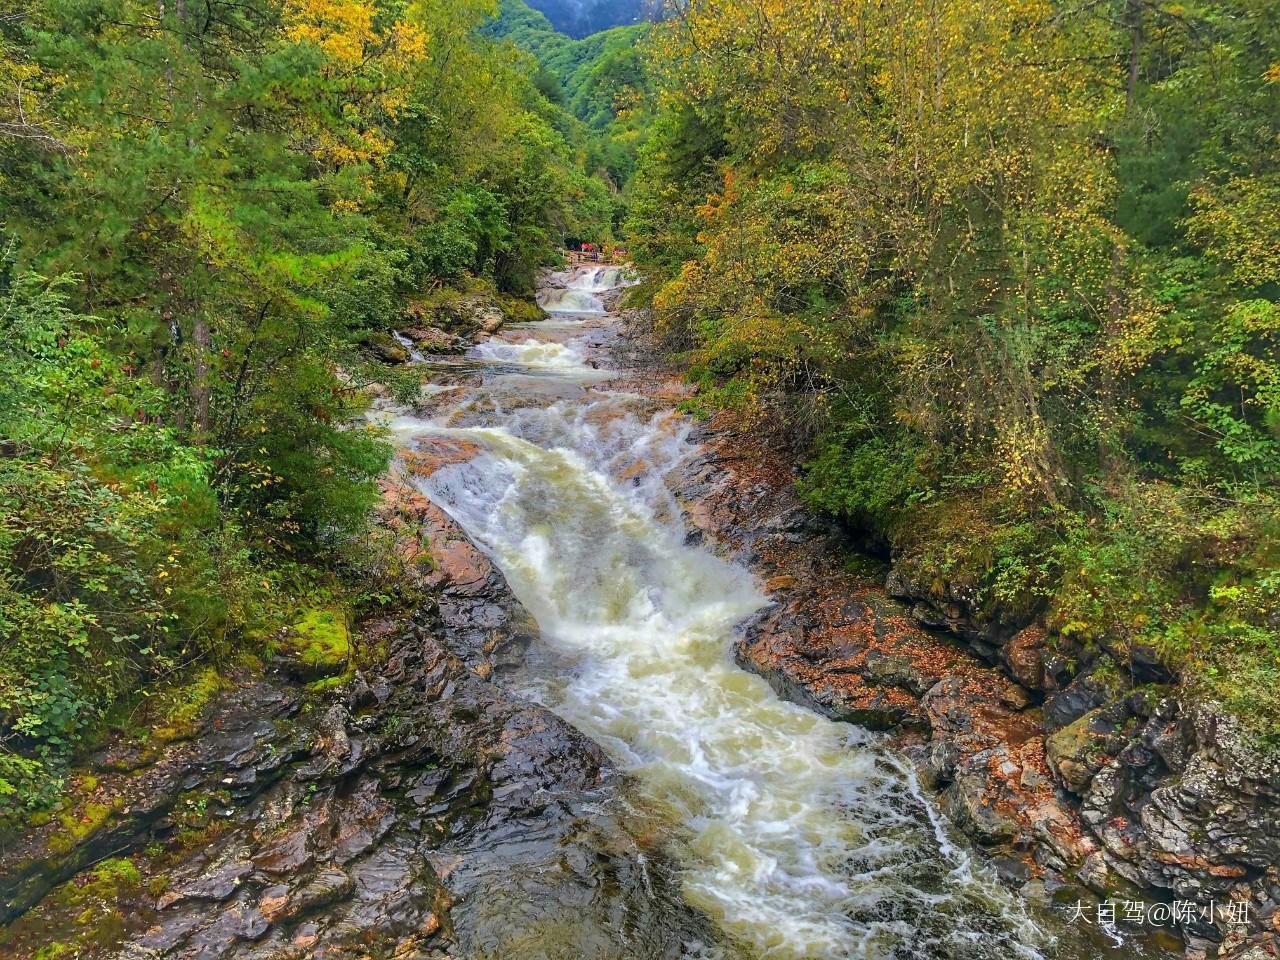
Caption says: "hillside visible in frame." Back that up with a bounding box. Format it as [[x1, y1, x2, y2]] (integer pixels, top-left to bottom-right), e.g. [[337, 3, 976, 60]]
[[524, 0, 658, 37], [488, 0, 652, 188]]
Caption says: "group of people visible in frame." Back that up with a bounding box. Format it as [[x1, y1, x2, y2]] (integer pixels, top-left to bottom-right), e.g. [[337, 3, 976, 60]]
[[569, 241, 627, 264]]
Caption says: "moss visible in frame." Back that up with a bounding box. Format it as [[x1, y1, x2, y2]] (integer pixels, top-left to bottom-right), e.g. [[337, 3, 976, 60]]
[[168, 787, 234, 852], [88, 857, 142, 889], [48, 799, 117, 854], [122, 670, 235, 752], [1, 856, 144, 958], [276, 606, 351, 679], [364, 330, 410, 364], [162, 668, 225, 728], [1193, 640, 1280, 751], [498, 293, 546, 324], [1086, 658, 1131, 699], [307, 673, 351, 694], [841, 551, 889, 579]]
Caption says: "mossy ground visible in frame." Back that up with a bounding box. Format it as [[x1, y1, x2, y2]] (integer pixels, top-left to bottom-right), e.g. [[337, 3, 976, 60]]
[[0, 857, 145, 959], [274, 606, 352, 678]]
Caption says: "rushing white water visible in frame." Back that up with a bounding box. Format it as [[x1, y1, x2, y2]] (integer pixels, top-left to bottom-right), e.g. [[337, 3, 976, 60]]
[[393, 329, 427, 363], [535, 265, 634, 313], [389, 267, 1054, 960], [537, 287, 608, 314], [469, 337, 605, 378], [569, 265, 632, 291]]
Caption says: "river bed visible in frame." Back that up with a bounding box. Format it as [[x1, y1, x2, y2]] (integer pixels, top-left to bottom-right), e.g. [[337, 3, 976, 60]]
[[372, 266, 1163, 960]]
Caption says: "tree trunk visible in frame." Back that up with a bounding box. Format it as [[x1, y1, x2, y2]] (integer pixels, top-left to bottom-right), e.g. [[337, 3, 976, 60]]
[[1125, 0, 1143, 114], [191, 307, 210, 438]]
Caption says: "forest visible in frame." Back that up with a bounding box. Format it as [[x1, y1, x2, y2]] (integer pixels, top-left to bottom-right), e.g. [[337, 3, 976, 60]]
[[0, 0, 1278, 953], [0, 0, 618, 811], [625, 0, 1280, 742]]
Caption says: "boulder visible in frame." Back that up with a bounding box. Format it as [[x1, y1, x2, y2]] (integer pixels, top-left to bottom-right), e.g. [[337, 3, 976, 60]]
[[428, 292, 507, 335], [1003, 625, 1048, 691], [401, 324, 468, 355], [364, 331, 409, 364], [945, 750, 1019, 846], [1043, 667, 1128, 729], [1045, 707, 1116, 794]]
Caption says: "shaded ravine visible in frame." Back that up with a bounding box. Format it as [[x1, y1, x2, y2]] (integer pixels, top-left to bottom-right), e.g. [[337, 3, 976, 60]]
[[375, 265, 1084, 960], [0, 266, 1168, 960], [0, 487, 718, 959]]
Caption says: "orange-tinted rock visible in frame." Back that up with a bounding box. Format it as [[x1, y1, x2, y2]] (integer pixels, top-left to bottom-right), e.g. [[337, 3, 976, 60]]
[[1005, 625, 1048, 691]]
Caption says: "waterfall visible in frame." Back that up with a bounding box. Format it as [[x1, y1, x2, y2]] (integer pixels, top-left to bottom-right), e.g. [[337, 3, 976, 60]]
[[379, 265, 1054, 960]]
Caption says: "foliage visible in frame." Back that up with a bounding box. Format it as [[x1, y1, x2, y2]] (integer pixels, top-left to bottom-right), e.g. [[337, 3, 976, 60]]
[[0, 0, 616, 811], [521, 0, 657, 39], [488, 0, 654, 197], [630, 0, 1280, 735]]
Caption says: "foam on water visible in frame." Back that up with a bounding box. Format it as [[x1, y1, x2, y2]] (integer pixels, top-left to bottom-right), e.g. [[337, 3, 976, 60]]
[[569, 265, 632, 291], [469, 336, 610, 381], [411, 402, 1043, 960], [537, 287, 607, 314], [389, 266, 1053, 960]]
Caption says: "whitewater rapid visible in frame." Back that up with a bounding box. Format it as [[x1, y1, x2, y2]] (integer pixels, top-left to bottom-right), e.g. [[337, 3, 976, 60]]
[[378, 267, 1056, 960]]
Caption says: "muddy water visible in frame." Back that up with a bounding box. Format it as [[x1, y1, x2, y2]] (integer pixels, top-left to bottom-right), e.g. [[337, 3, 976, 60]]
[[377, 268, 1140, 960]]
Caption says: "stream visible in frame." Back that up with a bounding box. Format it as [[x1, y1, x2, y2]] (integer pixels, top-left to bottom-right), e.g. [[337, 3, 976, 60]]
[[375, 266, 1073, 960], [0, 268, 1206, 960]]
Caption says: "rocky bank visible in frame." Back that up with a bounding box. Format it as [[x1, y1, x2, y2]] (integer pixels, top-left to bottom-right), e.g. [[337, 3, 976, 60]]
[[609, 306, 1280, 960], [0, 302, 715, 960], [6, 277, 1277, 960]]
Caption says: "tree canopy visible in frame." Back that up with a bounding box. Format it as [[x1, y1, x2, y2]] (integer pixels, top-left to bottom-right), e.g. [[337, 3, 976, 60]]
[[0, 0, 616, 810], [627, 0, 1280, 738]]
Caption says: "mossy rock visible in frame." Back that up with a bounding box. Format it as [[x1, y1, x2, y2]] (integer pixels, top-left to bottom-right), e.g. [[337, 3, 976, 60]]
[[498, 294, 547, 325], [1045, 707, 1115, 793], [306, 673, 351, 694], [364, 331, 409, 365], [277, 607, 351, 680], [46, 800, 119, 855], [2, 857, 144, 958], [150, 667, 229, 744]]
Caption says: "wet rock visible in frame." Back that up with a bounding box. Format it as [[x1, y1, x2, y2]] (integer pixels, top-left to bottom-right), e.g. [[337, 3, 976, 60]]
[[921, 677, 977, 736], [1043, 669, 1125, 729], [862, 651, 936, 697], [1003, 625, 1048, 691], [885, 562, 1010, 653], [365, 331, 410, 365], [0, 681, 301, 926], [253, 829, 314, 877], [738, 624, 929, 731], [1045, 708, 1116, 794], [158, 859, 254, 908], [401, 324, 468, 355], [945, 751, 1019, 846], [915, 738, 960, 791], [288, 867, 355, 917], [990, 855, 1033, 884], [1125, 643, 1175, 684], [0, 488, 722, 960]]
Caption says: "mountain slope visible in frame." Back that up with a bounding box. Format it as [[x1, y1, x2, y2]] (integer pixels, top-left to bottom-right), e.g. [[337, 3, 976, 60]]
[[487, 0, 653, 190], [525, 0, 658, 37]]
